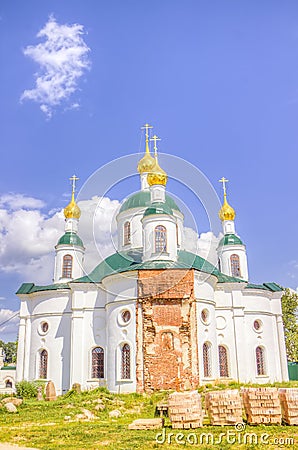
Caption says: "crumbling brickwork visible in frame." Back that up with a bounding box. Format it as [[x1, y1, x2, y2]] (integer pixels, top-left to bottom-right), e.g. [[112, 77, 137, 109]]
[[136, 269, 199, 392]]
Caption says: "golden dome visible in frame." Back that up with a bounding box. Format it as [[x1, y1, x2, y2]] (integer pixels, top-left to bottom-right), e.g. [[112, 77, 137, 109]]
[[137, 123, 156, 174], [137, 151, 156, 174], [64, 192, 81, 219], [147, 159, 168, 186], [219, 194, 236, 221]]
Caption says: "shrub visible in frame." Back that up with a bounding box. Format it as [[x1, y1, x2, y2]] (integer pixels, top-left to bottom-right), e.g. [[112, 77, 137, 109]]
[[16, 380, 44, 398]]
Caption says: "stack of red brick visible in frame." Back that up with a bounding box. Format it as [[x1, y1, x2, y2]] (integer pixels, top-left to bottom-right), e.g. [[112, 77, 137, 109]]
[[205, 389, 243, 425], [168, 391, 203, 429], [279, 388, 298, 425], [242, 387, 282, 424]]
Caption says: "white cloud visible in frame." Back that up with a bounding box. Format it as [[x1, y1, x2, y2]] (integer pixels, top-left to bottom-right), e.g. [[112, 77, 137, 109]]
[[0, 194, 119, 284], [74, 196, 120, 274], [0, 309, 20, 336], [182, 227, 220, 266], [21, 15, 90, 118], [0, 192, 220, 287], [0, 193, 45, 210]]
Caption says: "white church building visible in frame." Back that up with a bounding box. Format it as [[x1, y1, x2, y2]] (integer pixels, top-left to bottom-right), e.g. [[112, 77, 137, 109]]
[[16, 126, 288, 394]]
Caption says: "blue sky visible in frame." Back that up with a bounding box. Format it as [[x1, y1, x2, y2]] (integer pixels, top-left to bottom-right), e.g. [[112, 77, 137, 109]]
[[1, 0, 298, 340]]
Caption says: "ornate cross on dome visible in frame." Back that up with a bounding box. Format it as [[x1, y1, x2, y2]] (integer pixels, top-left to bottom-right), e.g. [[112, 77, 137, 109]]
[[219, 176, 229, 196], [69, 175, 79, 194], [141, 123, 153, 153], [150, 134, 161, 157]]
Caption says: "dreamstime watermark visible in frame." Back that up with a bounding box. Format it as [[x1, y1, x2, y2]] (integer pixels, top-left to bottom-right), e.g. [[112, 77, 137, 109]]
[[155, 424, 294, 446]]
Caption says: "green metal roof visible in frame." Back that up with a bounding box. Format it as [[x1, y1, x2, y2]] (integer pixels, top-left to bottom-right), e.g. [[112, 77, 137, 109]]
[[1, 366, 16, 370], [143, 202, 173, 217], [16, 249, 282, 295], [74, 249, 244, 284], [57, 232, 84, 248], [119, 191, 181, 213], [16, 276, 283, 295], [246, 282, 283, 292], [16, 282, 70, 295], [218, 233, 244, 247]]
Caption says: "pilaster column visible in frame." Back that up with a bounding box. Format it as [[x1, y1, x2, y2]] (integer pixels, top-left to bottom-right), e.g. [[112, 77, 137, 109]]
[[276, 314, 289, 381], [23, 318, 31, 380], [16, 318, 26, 381], [69, 308, 84, 387]]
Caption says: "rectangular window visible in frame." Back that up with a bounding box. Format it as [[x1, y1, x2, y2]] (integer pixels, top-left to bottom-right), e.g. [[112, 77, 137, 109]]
[[124, 222, 131, 246], [62, 255, 73, 278]]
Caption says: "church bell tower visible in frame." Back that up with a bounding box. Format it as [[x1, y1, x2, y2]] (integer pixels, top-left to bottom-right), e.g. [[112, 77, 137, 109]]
[[53, 175, 85, 283], [217, 177, 248, 281]]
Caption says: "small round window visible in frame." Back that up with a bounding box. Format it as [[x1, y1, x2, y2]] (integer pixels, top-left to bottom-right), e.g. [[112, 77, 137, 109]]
[[39, 321, 49, 335], [201, 309, 209, 325], [118, 309, 131, 326], [253, 320, 263, 332], [121, 310, 131, 323]]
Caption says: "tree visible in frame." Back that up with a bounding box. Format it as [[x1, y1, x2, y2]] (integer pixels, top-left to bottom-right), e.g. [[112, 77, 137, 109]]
[[0, 340, 17, 364], [281, 288, 298, 361]]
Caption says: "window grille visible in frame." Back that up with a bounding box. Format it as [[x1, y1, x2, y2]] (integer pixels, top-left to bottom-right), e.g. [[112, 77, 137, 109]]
[[176, 224, 179, 246], [91, 347, 104, 379], [230, 254, 241, 277], [124, 221, 131, 246], [218, 345, 229, 377], [121, 344, 131, 379], [155, 225, 167, 253], [40, 349, 48, 379], [203, 342, 212, 377], [256, 346, 266, 375], [62, 254, 73, 278]]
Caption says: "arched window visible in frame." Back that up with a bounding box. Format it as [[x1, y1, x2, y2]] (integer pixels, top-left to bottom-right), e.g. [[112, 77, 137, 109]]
[[123, 221, 131, 246], [230, 254, 241, 277], [161, 332, 174, 351], [155, 225, 167, 253], [39, 349, 48, 379], [203, 342, 212, 377], [91, 347, 104, 379], [121, 344, 131, 379], [5, 380, 12, 388], [218, 345, 229, 377], [256, 346, 266, 375], [62, 254, 73, 278]]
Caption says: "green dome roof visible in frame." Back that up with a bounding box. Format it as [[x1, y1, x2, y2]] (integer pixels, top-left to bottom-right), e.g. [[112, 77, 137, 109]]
[[218, 233, 243, 247], [143, 202, 173, 217], [74, 249, 244, 285], [57, 232, 84, 248], [119, 191, 180, 213]]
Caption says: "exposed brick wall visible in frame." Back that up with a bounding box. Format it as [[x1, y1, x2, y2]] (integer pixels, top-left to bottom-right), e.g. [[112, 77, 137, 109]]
[[136, 269, 199, 392]]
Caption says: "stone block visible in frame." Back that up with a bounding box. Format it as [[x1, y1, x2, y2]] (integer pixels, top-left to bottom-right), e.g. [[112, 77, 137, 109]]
[[128, 418, 164, 430], [45, 380, 57, 401]]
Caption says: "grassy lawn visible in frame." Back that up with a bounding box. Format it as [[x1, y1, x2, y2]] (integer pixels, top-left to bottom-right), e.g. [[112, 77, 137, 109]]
[[1, 383, 298, 449]]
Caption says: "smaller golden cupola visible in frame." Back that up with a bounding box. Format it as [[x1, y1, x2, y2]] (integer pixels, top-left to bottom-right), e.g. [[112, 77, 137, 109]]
[[147, 134, 168, 187], [137, 123, 156, 174], [64, 175, 81, 219], [218, 177, 236, 221]]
